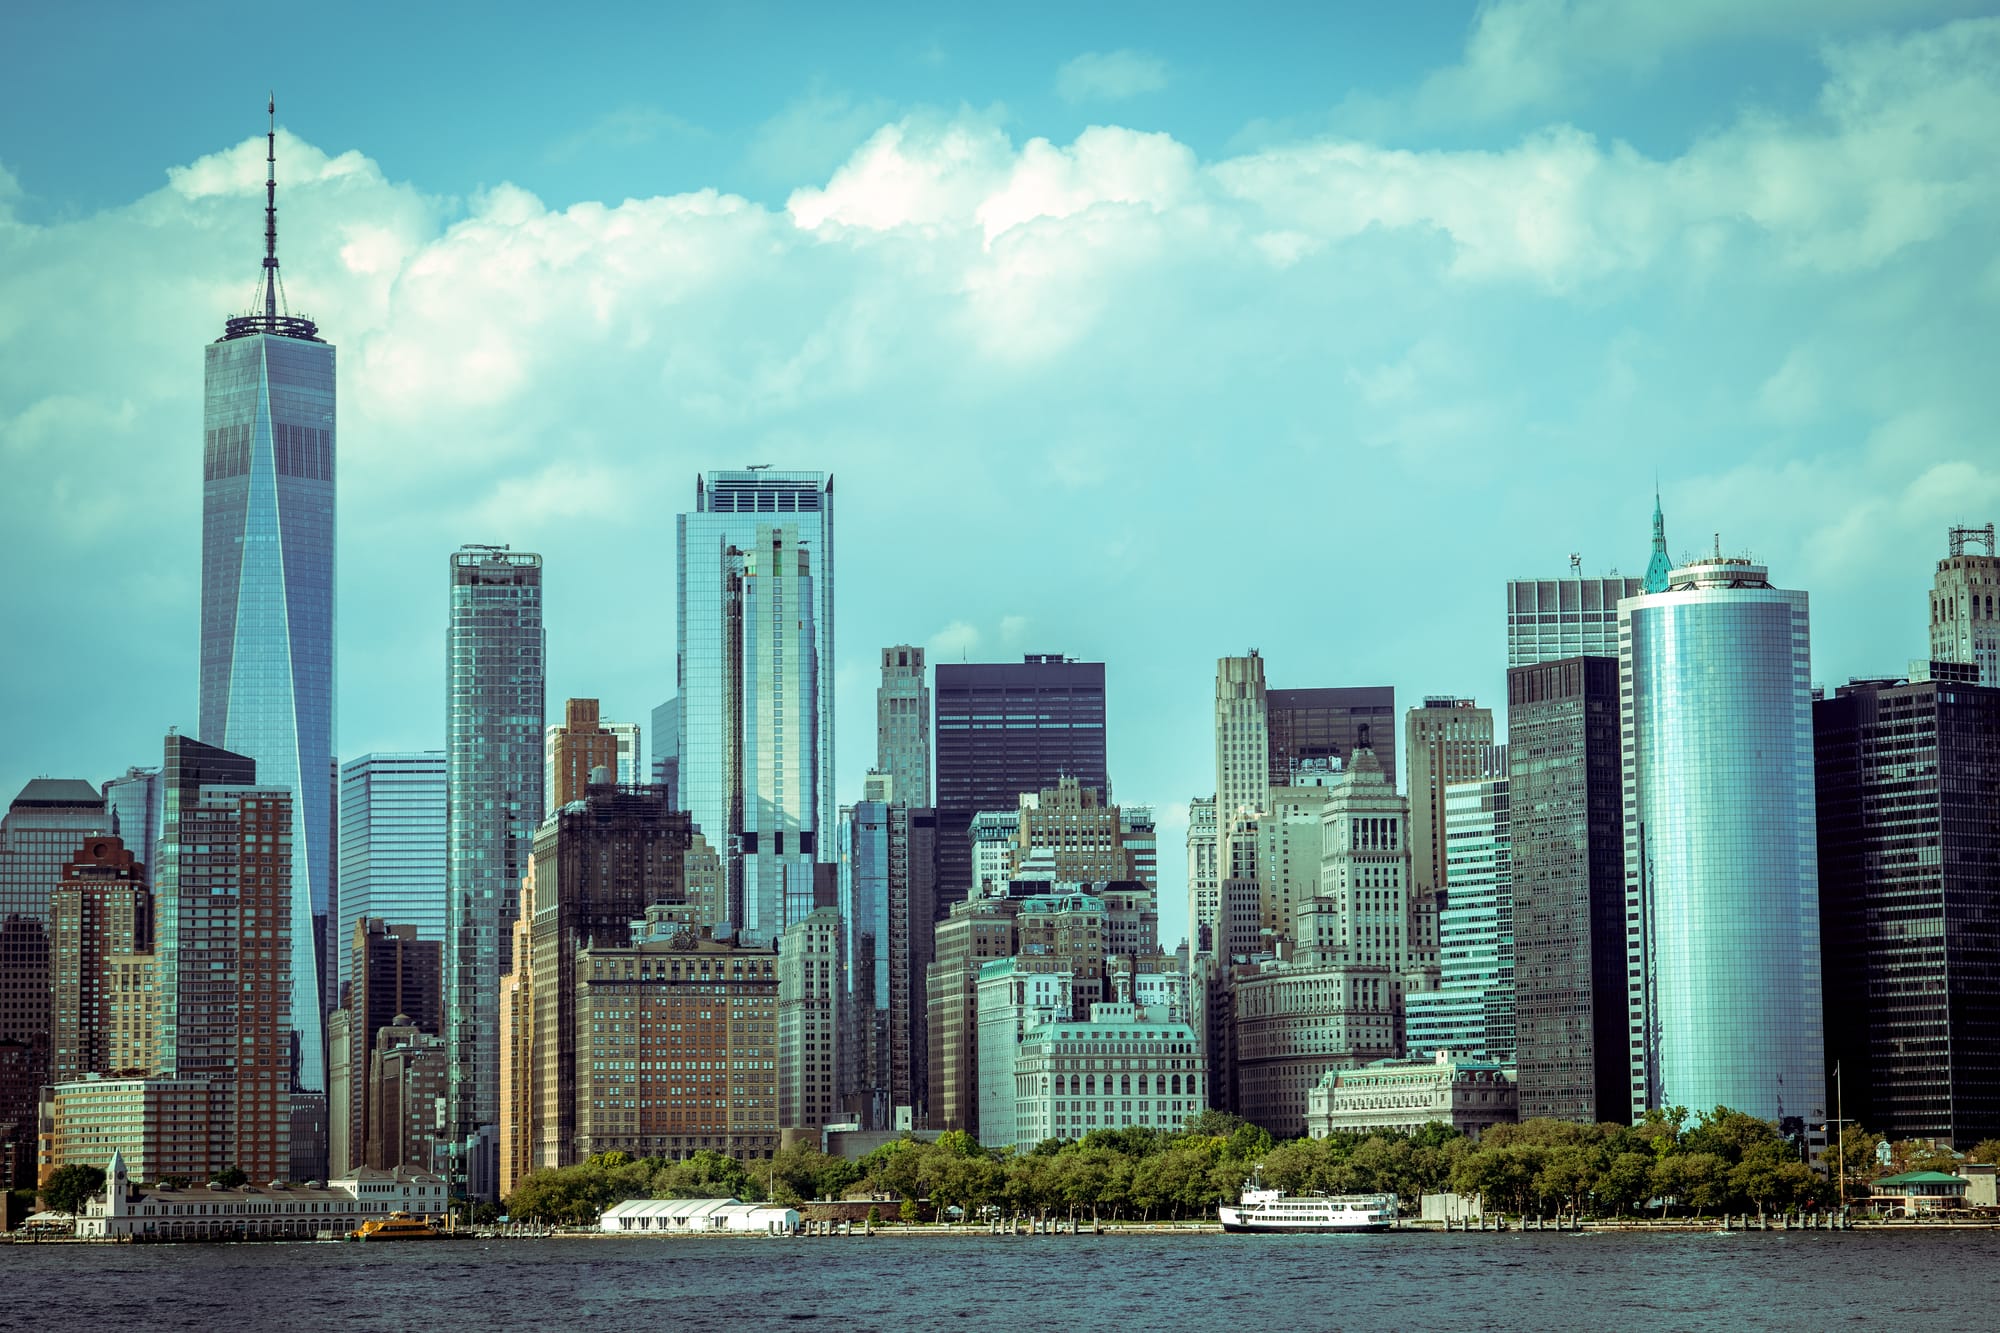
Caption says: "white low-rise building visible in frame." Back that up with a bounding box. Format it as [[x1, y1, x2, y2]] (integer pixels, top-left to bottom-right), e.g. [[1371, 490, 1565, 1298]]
[[599, 1197, 799, 1234], [1011, 1000, 1205, 1149], [1305, 1051, 1517, 1141], [77, 1152, 451, 1240]]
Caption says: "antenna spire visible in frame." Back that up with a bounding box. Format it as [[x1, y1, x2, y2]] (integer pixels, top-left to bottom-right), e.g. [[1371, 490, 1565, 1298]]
[[224, 94, 319, 341], [263, 93, 279, 320]]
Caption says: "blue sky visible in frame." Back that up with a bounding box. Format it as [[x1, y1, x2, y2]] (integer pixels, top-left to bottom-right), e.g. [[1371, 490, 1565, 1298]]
[[4, 1, 1998, 946]]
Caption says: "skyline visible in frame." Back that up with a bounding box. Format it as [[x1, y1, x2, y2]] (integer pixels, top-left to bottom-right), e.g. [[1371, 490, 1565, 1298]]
[[6, 5, 2000, 955]]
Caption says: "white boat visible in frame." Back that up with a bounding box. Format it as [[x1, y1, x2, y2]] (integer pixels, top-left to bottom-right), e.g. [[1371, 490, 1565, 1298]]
[[1218, 1171, 1397, 1234]]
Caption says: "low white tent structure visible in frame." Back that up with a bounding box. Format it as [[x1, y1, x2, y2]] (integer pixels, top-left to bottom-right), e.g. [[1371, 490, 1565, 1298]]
[[600, 1198, 798, 1235]]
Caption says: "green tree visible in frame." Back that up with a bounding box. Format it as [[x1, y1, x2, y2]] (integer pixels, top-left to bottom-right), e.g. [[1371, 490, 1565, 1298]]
[[898, 1197, 920, 1224], [1968, 1139, 2000, 1166], [42, 1164, 106, 1218], [211, 1165, 248, 1188]]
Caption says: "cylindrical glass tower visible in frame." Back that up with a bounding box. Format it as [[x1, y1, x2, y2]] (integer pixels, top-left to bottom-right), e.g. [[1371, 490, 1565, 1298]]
[[1620, 556, 1825, 1130]]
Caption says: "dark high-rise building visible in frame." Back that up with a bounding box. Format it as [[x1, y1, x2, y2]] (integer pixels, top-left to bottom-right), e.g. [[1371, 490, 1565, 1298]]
[[49, 835, 152, 1085], [528, 780, 693, 1168], [445, 544, 545, 1199], [1266, 687, 1397, 790], [340, 919, 443, 1178], [1506, 657, 1627, 1122], [933, 656, 1108, 903], [155, 734, 297, 1183], [0, 778, 110, 1186], [199, 103, 337, 1096], [1816, 668, 2000, 1147]]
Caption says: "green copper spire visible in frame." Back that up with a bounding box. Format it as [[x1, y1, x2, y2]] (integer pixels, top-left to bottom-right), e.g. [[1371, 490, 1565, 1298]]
[[1644, 488, 1672, 593]]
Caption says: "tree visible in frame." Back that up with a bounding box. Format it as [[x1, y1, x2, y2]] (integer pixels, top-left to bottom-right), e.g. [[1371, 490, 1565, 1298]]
[[211, 1166, 248, 1189], [42, 1164, 105, 1218], [1968, 1139, 2000, 1166]]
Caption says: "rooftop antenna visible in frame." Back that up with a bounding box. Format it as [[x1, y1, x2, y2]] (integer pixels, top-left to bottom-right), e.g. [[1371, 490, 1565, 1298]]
[[1569, 552, 1582, 575], [746, 463, 771, 471], [263, 93, 280, 320]]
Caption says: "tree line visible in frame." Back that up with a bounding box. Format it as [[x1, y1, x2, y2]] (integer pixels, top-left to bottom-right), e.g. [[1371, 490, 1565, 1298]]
[[501, 1109, 2000, 1226]]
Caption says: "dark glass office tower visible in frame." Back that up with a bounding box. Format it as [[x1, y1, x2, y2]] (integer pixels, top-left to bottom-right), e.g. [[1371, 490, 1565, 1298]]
[[199, 103, 336, 1095], [1506, 657, 1627, 1122], [932, 655, 1108, 903], [445, 546, 545, 1199], [1266, 687, 1397, 789], [1816, 668, 2000, 1147]]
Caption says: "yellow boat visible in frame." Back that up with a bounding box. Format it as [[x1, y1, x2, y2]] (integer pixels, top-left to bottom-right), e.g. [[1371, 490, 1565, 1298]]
[[349, 1212, 447, 1241]]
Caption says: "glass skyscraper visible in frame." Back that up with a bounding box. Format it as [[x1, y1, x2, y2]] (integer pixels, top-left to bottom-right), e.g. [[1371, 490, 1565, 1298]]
[[337, 752, 447, 1005], [1507, 655, 1627, 1123], [933, 655, 1108, 903], [198, 110, 336, 1095], [676, 471, 835, 944], [445, 546, 545, 1198], [1621, 555, 1825, 1130], [102, 767, 163, 887], [1816, 671, 2000, 1147], [1404, 771, 1513, 1063]]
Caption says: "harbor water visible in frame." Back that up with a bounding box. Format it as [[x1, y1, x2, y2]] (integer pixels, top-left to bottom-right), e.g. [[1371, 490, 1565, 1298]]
[[6, 1228, 1995, 1331]]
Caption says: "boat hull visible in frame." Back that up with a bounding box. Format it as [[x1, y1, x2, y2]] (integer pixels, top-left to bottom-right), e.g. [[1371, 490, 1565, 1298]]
[[1219, 1218, 1392, 1234]]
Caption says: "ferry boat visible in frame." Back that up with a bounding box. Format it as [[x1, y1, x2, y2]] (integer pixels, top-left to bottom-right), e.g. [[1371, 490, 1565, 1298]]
[[348, 1212, 447, 1241], [1218, 1171, 1398, 1234]]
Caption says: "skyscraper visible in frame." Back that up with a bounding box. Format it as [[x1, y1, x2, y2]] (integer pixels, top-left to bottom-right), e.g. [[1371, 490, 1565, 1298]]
[[334, 919, 443, 1178], [1214, 654, 1271, 905], [102, 767, 163, 887], [1815, 670, 2000, 1146], [1404, 698, 1496, 960], [877, 645, 931, 806], [1929, 523, 1999, 686], [1265, 687, 1397, 789], [650, 697, 680, 807], [1623, 553, 1824, 1130], [198, 102, 336, 1094], [1506, 572, 1646, 667], [838, 798, 895, 1127], [445, 544, 545, 1198], [1185, 796, 1218, 955], [1507, 655, 1627, 1123], [677, 470, 836, 941], [1404, 772, 1513, 1062], [48, 835, 151, 1085], [336, 752, 447, 1004], [155, 734, 296, 1182], [933, 655, 1108, 903], [544, 698, 622, 810], [0, 778, 111, 1186]]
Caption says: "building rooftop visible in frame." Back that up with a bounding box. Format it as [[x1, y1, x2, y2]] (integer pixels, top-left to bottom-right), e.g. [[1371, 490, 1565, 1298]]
[[10, 778, 106, 808]]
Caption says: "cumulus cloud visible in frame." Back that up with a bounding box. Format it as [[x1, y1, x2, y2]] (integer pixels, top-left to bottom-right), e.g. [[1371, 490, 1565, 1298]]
[[1417, 0, 1976, 121], [1055, 49, 1170, 104], [2, 18, 1997, 945]]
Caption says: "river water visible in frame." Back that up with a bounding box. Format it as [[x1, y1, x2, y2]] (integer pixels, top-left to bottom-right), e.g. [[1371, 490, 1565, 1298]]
[[5, 1229, 1995, 1330]]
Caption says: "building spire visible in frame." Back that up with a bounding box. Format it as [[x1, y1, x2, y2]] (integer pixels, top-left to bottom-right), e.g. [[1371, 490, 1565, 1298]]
[[263, 93, 279, 320], [1644, 485, 1672, 593], [222, 95, 319, 342]]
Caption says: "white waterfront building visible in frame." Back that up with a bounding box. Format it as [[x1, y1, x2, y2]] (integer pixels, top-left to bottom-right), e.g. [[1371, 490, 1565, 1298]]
[[599, 1198, 799, 1234], [77, 1152, 449, 1240]]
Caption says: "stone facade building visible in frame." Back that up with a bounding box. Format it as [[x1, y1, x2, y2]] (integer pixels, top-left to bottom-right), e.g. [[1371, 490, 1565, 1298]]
[[1011, 1001, 1205, 1149], [1305, 1052, 1517, 1141]]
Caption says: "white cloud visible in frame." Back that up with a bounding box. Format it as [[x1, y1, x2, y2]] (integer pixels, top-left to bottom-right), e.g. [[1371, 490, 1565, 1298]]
[[1, 17, 1996, 940], [1417, 0, 1975, 122], [1055, 50, 1170, 104]]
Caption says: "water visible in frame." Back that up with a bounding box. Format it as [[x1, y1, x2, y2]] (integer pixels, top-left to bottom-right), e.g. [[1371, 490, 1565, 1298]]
[[5, 1230, 1996, 1331]]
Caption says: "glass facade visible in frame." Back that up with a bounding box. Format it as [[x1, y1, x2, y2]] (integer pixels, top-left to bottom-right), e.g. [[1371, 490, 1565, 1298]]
[[337, 752, 448, 1005], [200, 328, 337, 1094], [1505, 577, 1644, 668], [838, 800, 893, 1126], [445, 547, 545, 1195], [102, 768, 163, 887], [1815, 675, 2000, 1147], [1265, 686, 1397, 790], [1506, 656, 1627, 1123], [1622, 561, 1824, 1128], [933, 656, 1109, 903], [1405, 774, 1513, 1062]]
